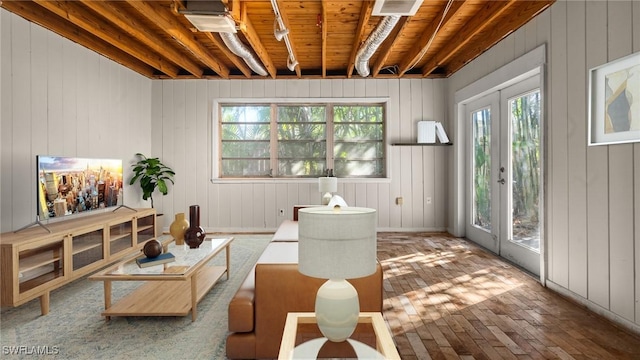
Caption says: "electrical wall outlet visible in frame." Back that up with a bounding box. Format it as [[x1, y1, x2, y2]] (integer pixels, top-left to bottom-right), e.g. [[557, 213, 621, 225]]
[[279, 209, 285, 216]]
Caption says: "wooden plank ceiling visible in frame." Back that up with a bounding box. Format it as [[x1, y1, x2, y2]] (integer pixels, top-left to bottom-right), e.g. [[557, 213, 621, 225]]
[[1, 0, 555, 79]]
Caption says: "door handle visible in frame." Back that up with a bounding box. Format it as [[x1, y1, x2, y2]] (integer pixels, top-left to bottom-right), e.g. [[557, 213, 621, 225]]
[[497, 178, 505, 185]]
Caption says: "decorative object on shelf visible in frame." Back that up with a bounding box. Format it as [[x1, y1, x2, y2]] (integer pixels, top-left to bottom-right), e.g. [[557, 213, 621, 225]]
[[136, 252, 175, 268], [184, 205, 206, 248], [298, 206, 377, 342], [169, 212, 189, 245], [417, 121, 436, 143], [142, 239, 163, 258], [129, 153, 175, 209], [588, 51, 640, 146], [318, 176, 337, 205]]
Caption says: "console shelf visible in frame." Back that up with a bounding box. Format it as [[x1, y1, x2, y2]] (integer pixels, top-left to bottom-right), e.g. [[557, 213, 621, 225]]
[[1, 208, 156, 315]]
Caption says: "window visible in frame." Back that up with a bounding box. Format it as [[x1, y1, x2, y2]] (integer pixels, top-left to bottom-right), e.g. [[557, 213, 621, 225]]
[[219, 102, 385, 178]]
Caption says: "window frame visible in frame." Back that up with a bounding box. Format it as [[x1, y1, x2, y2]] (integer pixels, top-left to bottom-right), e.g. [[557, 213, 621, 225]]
[[212, 97, 390, 182]]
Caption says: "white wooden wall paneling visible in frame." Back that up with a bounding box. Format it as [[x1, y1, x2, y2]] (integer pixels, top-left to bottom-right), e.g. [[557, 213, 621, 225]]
[[31, 24, 48, 219], [585, 0, 610, 309], [399, 80, 413, 228], [634, 0, 640, 326], [411, 79, 425, 228], [12, 15, 31, 228], [607, 0, 635, 322], [549, 1, 569, 287], [566, 1, 588, 298], [387, 80, 401, 229], [433, 80, 446, 228], [1, 10, 7, 229]]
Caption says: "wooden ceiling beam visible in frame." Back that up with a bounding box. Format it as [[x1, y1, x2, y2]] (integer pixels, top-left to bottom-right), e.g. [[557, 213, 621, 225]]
[[32, 0, 180, 78], [346, 1, 373, 78], [419, 0, 514, 77], [125, 0, 230, 79], [439, 1, 554, 77], [275, 0, 301, 78], [79, 0, 203, 78], [0, 0, 156, 78], [371, 16, 410, 77], [237, 3, 277, 78], [397, 0, 467, 77]]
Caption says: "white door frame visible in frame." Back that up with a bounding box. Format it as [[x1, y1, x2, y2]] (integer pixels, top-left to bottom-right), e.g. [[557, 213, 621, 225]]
[[452, 45, 546, 284]]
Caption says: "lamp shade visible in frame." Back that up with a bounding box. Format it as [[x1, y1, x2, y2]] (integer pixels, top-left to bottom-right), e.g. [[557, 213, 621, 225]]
[[298, 207, 377, 279], [318, 177, 338, 194]]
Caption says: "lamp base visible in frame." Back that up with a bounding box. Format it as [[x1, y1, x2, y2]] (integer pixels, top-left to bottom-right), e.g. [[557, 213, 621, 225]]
[[321, 192, 333, 205], [315, 279, 360, 342]]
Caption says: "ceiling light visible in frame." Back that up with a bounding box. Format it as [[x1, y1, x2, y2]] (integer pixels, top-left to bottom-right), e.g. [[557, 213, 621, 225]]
[[287, 57, 298, 71], [183, 14, 237, 33], [274, 28, 289, 41]]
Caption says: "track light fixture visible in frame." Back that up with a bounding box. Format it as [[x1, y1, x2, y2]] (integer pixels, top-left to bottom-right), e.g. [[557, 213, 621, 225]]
[[287, 56, 299, 71], [274, 28, 289, 41]]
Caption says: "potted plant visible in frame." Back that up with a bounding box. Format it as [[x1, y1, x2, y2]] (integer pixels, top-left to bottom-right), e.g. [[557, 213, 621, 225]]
[[130, 153, 175, 235], [129, 153, 175, 208]]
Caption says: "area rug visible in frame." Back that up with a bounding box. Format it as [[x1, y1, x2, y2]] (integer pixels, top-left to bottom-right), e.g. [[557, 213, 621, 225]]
[[0, 234, 272, 359]]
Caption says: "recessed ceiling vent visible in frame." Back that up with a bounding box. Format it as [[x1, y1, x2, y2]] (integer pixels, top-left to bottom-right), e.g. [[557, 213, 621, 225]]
[[372, 0, 424, 16], [180, 0, 236, 33]]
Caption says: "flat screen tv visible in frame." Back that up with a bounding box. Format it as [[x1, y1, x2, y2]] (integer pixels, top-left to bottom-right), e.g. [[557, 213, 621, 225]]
[[37, 156, 124, 220]]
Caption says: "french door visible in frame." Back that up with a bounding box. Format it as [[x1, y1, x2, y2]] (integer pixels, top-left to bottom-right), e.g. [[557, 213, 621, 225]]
[[465, 75, 542, 276]]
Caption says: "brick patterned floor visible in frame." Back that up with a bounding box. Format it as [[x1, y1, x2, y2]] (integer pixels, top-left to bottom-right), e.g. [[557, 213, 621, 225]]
[[377, 232, 640, 359]]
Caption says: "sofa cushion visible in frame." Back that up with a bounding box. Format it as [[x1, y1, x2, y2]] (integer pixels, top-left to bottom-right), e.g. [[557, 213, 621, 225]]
[[271, 220, 298, 242]]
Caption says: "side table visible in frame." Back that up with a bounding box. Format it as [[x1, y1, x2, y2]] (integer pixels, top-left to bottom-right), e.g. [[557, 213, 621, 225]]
[[278, 312, 400, 360]]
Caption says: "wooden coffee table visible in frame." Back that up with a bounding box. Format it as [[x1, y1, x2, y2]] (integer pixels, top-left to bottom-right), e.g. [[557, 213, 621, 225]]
[[89, 237, 232, 321]]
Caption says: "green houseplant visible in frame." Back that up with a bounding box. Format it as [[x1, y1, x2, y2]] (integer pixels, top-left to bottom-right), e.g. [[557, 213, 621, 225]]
[[129, 153, 175, 208]]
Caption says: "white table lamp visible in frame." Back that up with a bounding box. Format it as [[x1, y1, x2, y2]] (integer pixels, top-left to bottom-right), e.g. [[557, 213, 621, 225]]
[[318, 177, 338, 205], [298, 206, 377, 342]]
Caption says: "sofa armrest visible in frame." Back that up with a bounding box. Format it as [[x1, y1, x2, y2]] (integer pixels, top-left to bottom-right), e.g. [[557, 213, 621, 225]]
[[228, 266, 256, 333]]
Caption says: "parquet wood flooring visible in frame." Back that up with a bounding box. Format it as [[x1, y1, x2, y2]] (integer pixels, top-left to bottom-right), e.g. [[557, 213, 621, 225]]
[[377, 232, 640, 359]]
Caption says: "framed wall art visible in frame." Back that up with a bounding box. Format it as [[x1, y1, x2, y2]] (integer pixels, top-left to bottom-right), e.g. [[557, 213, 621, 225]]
[[588, 51, 640, 146]]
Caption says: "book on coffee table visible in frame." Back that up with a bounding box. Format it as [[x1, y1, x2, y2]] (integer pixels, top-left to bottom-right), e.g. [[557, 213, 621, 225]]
[[136, 252, 175, 268]]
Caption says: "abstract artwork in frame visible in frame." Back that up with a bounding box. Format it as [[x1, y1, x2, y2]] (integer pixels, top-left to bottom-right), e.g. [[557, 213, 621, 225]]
[[588, 51, 640, 146]]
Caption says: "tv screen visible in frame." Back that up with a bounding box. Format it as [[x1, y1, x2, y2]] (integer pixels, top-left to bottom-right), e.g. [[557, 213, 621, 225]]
[[37, 156, 124, 220]]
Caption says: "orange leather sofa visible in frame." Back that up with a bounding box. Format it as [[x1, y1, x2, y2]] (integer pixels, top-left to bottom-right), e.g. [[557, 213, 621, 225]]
[[225, 220, 383, 359]]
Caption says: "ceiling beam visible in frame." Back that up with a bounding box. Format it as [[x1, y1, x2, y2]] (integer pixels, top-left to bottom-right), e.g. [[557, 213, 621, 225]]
[[419, 0, 514, 77], [346, 1, 373, 78], [32, 0, 180, 78], [0, 0, 156, 78], [438, 0, 554, 77], [79, 0, 203, 78], [371, 16, 410, 77], [125, 0, 230, 79], [397, 0, 466, 77], [237, 3, 277, 79], [203, 33, 252, 78]]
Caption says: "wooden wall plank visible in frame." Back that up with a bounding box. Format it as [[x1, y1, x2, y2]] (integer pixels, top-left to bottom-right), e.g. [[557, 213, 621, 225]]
[[11, 15, 31, 227], [566, 1, 588, 298], [585, 0, 610, 309], [606, 0, 635, 322], [1, 10, 12, 229], [549, 1, 569, 287], [634, 0, 640, 327]]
